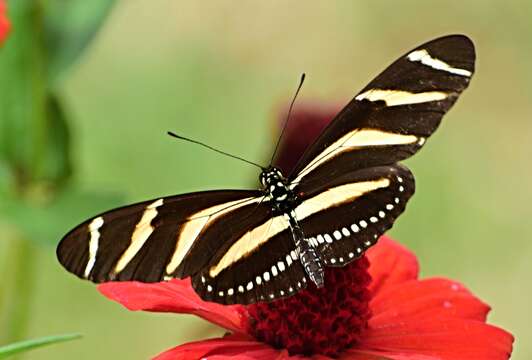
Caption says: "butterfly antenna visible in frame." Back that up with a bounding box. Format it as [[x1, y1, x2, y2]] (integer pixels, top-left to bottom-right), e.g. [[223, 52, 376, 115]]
[[269, 73, 306, 166], [167, 131, 266, 170]]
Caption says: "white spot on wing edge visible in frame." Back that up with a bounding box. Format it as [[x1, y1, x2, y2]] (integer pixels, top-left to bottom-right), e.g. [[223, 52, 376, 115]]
[[84, 216, 104, 278], [286, 254, 292, 266], [291, 250, 298, 260], [324, 234, 333, 243], [278, 261, 286, 272], [407, 49, 472, 77], [271, 265, 279, 277]]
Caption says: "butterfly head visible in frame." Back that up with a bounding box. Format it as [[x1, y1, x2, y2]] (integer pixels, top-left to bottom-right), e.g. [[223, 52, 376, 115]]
[[260, 167, 291, 203]]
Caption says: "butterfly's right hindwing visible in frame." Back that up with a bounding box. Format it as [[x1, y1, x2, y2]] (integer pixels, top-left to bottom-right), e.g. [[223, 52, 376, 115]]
[[294, 165, 415, 266]]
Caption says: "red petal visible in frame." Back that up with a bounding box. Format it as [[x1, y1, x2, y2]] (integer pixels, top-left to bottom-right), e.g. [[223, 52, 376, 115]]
[[98, 278, 246, 333], [0, 0, 10, 45], [370, 278, 491, 322], [359, 238, 513, 359], [152, 334, 282, 360], [358, 318, 513, 360], [366, 237, 419, 295], [342, 348, 439, 360]]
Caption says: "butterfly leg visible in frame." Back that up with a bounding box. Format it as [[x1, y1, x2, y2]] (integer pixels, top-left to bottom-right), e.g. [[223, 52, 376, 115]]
[[287, 211, 324, 288]]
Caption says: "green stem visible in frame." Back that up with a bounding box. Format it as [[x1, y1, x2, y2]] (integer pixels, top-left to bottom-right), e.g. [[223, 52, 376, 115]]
[[0, 235, 35, 346], [0, 333, 82, 359]]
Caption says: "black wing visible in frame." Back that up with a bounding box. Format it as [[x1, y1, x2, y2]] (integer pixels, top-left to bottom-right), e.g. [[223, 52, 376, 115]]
[[190, 214, 308, 304], [293, 165, 414, 266], [289, 35, 475, 186], [57, 190, 307, 304], [287, 35, 474, 266], [57, 190, 263, 282]]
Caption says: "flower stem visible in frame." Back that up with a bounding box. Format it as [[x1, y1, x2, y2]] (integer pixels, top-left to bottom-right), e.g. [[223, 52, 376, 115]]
[[0, 234, 35, 348]]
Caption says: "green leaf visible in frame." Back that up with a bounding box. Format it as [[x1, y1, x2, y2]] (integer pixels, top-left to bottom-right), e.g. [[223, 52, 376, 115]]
[[43, 0, 116, 85], [0, 1, 74, 188], [0, 160, 15, 198], [0, 333, 81, 359], [0, 0, 48, 187], [40, 93, 73, 186]]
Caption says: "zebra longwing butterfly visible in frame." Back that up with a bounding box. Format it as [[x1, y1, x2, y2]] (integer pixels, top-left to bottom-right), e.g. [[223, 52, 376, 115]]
[[57, 35, 475, 304]]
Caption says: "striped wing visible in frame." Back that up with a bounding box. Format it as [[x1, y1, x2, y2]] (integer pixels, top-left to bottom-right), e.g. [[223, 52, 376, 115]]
[[295, 165, 414, 266], [58, 190, 308, 304], [58, 190, 267, 283], [191, 214, 308, 304], [289, 35, 475, 186]]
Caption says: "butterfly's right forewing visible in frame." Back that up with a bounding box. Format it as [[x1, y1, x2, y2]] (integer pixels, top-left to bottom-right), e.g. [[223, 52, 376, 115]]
[[289, 35, 475, 186], [57, 190, 264, 283]]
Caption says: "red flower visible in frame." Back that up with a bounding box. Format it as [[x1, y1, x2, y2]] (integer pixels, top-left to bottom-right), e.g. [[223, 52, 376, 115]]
[[99, 103, 513, 359], [0, 0, 10, 46], [99, 237, 513, 359]]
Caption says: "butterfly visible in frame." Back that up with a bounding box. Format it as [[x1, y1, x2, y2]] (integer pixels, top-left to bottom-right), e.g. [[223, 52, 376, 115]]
[[57, 34, 475, 305]]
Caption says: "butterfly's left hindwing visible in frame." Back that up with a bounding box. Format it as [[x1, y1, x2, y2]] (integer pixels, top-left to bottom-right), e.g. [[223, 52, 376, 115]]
[[191, 215, 308, 304]]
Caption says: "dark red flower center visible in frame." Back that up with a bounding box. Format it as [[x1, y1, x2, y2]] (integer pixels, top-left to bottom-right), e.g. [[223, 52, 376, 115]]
[[246, 256, 372, 357]]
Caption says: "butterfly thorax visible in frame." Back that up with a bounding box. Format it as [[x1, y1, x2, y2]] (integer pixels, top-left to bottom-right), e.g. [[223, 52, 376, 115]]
[[260, 167, 296, 212]]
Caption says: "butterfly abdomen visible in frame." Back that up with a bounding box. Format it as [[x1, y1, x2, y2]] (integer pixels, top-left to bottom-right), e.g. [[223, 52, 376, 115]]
[[287, 211, 324, 288]]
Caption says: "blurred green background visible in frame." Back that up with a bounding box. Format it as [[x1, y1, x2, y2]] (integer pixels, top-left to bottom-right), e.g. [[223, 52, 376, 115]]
[[1, 1, 531, 359]]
